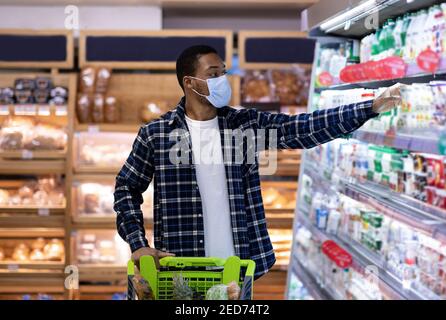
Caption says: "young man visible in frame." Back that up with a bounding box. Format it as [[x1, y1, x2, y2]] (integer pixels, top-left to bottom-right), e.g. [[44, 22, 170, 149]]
[[114, 45, 402, 279]]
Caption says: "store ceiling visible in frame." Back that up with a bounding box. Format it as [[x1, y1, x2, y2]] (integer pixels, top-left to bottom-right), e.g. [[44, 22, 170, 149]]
[[0, 0, 318, 10]]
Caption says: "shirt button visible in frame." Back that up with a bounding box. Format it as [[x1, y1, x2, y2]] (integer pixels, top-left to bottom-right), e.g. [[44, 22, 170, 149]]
[[199, 240, 203, 244]]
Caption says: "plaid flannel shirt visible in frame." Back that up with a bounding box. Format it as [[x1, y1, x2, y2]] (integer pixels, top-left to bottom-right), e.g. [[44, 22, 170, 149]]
[[114, 97, 377, 279]]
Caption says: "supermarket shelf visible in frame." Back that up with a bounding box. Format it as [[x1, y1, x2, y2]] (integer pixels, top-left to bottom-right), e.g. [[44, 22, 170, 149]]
[[75, 123, 141, 133], [74, 166, 120, 175], [266, 212, 294, 229], [0, 104, 68, 117], [304, 157, 446, 241], [342, 179, 446, 242], [352, 130, 442, 155], [0, 261, 65, 271], [296, 209, 439, 300], [0, 215, 65, 228], [78, 264, 127, 282], [290, 255, 333, 300], [0, 204, 65, 213], [0, 159, 66, 174], [0, 149, 67, 160], [0, 227, 65, 238], [314, 70, 446, 93], [0, 284, 64, 294], [72, 216, 153, 229]]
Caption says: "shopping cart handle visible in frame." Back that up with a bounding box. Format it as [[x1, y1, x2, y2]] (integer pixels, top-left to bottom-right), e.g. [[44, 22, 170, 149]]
[[160, 256, 226, 268]]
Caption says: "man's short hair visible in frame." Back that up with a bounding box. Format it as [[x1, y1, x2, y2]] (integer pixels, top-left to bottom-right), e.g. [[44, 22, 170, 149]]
[[176, 45, 218, 91]]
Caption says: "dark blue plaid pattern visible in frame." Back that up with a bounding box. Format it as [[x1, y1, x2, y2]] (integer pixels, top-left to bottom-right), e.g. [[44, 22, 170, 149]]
[[114, 97, 377, 279]]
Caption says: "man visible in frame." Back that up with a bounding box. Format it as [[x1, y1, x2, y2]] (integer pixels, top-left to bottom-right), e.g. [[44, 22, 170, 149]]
[[114, 45, 402, 279]]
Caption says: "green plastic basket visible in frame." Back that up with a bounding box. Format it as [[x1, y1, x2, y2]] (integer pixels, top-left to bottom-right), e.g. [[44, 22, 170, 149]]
[[127, 256, 256, 300]]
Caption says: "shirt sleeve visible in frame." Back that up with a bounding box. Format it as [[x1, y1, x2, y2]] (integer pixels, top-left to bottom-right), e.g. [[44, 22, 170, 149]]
[[253, 100, 378, 149], [114, 126, 154, 253]]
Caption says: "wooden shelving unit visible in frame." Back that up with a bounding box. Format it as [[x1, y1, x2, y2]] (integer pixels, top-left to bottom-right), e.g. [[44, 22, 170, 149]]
[[0, 29, 75, 300]]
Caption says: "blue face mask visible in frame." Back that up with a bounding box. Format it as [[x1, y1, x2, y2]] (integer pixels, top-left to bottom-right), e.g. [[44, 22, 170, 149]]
[[188, 74, 232, 108]]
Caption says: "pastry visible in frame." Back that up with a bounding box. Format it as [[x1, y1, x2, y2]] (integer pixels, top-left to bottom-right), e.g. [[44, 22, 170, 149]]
[[0, 189, 9, 205], [91, 94, 105, 123], [76, 94, 91, 123], [140, 102, 168, 123], [104, 96, 120, 123], [0, 247, 4, 261], [30, 249, 46, 261], [84, 193, 100, 214], [262, 188, 280, 206], [80, 67, 96, 94], [12, 243, 30, 262], [95, 68, 111, 93], [43, 239, 64, 261], [31, 237, 46, 250]]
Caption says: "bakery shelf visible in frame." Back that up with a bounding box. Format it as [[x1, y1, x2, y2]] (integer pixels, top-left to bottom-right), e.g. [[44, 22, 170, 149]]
[[75, 284, 126, 300], [78, 264, 127, 282], [0, 227, 65, 238], [266, 212, 294, 229], [75, 123, 141, 133], [0, 104, 68, 117], [0, 160, 66, 175], [0, 204, 65, 213], [72, 216, 153, 230], [0, 215, 65, 228], [73, 166, 120, 175], [0, 149, 67, 160], [0, 261, 65, 270]]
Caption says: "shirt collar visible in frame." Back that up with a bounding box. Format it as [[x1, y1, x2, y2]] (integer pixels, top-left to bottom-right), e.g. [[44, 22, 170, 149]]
[[168, 96, 235, 127]]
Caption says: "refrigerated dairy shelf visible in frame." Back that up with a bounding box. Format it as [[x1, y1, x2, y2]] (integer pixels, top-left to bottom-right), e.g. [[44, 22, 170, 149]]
[[295, 210, 438, 300], [352, 130, 442, 156], [304, 155, 446, 240], [314, 70, 446, 93], [290, 256, 334, 300], [342, 180, 446, 241]]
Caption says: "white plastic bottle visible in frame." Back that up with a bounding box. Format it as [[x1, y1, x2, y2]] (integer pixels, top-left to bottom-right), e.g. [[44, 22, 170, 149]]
[[424, 5, 444, 53], [403, 12, 417, 60], [393, 16, 404, 57], [413, 10, 428, 57]]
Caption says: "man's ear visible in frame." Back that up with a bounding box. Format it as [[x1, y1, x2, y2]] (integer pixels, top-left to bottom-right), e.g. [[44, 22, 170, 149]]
[[183, 76, 193, 90]]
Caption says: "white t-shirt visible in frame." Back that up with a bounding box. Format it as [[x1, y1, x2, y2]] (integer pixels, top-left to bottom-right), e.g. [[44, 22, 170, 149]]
[[185, 115, 235, 259]]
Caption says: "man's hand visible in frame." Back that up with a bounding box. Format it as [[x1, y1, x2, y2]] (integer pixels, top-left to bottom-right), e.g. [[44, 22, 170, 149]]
[[132, 247, 175, 270], [372, 83, 406, 114]]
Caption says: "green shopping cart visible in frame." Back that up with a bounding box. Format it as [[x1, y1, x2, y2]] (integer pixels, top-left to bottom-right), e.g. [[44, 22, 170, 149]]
[[127, 256, 256, 300]]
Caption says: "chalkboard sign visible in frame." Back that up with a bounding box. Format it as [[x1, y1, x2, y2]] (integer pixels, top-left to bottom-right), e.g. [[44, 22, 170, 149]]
[[0, 30, 73, 69], [80, 30, 233, 70], [239, 31, 315, 69]]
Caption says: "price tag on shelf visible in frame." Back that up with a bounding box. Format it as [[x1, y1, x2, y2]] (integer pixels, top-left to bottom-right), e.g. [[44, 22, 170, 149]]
[[7, 264, 19, 272], [38, 208, 50, 216], [37, 105, 51, 116], [55, 105, 68, 116], [14, 104, 37, 115], [88, 125, 100, 134], [0, 105, 10, 115], [21, 150, 33, 160]]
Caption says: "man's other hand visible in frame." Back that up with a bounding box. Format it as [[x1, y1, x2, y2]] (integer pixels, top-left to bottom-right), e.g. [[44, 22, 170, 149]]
[[132, 247, 175, 270]]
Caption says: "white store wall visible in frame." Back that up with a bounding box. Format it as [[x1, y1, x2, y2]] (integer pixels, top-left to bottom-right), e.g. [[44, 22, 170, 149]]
[[0, 5, 162, 30]]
